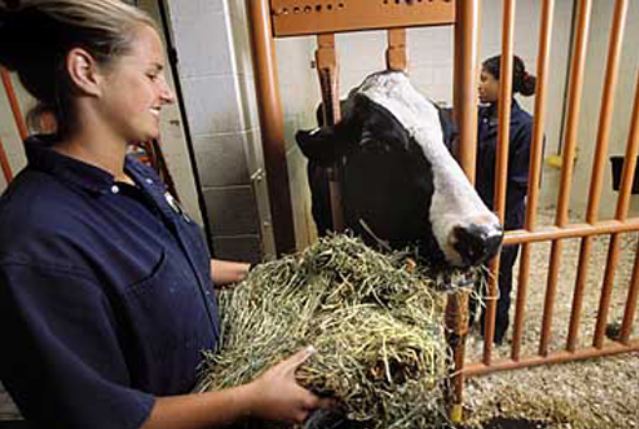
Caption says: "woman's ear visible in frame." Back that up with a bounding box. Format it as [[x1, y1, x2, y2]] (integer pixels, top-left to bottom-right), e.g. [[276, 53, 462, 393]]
[[65, 47, 103, 97]]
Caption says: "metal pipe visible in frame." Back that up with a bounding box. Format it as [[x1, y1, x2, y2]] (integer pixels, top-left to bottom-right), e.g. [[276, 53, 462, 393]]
[[247, 0, 296, 255], [621, 239, 639, 344], [597, 71, 639, 347], [386, 29, 407, 72], [447, 0, 480, 422], [0, 136, 13, 184], [1, 68, 28, 141], [483, 0, 515, 364], [465, 339, 639, 377], [504, 219, 639, 245], [567, 0, 628, 352], [315, 34, 345, 232], [512, 0, 555, 361], [539, 0, 591, 356]]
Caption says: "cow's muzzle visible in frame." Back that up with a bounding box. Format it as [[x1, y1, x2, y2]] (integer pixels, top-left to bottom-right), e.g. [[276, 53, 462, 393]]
[[451, 223, 504, 266]]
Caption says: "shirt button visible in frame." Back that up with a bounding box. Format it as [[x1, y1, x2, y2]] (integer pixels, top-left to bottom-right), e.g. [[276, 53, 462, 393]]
[[110, 185, 119, 194], [145, 178, 153, 184]]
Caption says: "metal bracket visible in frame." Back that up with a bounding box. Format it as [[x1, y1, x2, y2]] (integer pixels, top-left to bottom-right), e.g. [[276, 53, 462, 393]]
[[270, 0, 455, 37]]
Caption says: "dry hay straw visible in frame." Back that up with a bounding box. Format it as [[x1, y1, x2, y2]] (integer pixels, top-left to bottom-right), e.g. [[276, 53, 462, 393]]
[[197, 234, 477, 429]]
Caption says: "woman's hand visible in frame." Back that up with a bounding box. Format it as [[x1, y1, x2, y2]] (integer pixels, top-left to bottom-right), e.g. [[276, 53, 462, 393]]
[[210, 259, 251, 288], [245, 346, 331, 424]]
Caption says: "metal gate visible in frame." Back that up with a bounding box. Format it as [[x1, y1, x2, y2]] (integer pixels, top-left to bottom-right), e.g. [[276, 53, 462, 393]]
[[246, 0, 639, 422]]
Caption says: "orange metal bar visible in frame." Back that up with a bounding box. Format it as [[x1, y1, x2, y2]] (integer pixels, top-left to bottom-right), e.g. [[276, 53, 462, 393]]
[[539, 0, 591, 356], [447, 0, 481, 421], [484, 0, 515, 364], [1, 68, 28, 141], [386, 29, 407, 72], [511, 0, 554, 361], [270, 0, 455, 37], [504, 218, 639, 245], [315, 34, 345, 232], [247, 0, 296, 255], [567, 0, 628, 352], [595, 72, 639, 347], [453, 1, 480, 183], [621, 239, 639, 343], [0, 136, 13, 184], [465, 339, 639, 377]]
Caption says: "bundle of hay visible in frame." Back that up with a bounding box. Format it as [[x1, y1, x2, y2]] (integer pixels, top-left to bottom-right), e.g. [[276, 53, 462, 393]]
[[198, 235, 474, 428]]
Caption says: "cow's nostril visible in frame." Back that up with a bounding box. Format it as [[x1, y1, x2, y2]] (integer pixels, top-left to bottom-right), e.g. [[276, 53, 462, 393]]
[[452, 224, 504, 266]]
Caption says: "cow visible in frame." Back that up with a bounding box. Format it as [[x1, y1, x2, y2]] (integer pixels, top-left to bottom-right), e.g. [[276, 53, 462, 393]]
[[295, 71, 503, 268]]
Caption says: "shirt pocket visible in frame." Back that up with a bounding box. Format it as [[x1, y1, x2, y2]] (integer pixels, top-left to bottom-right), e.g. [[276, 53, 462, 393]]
[[123, 249, 209, 360]]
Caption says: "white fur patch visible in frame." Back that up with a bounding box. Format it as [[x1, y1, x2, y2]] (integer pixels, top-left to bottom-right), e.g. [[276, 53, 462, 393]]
[[356, 72, 500, 266]]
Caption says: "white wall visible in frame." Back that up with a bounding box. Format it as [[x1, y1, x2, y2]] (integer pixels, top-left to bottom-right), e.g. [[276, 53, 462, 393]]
[[571, 0, 639, 219]]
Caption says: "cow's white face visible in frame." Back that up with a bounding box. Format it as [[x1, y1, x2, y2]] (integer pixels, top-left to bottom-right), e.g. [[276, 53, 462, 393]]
[[297, 71, 503, 267]]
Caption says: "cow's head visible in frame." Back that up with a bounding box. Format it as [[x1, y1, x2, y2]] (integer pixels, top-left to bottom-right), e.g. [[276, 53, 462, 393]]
[[296, 71, 502, 267]]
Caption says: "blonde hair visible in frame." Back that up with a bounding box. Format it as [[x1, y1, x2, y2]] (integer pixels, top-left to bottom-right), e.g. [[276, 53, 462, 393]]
[[0, 0, 158, 136]]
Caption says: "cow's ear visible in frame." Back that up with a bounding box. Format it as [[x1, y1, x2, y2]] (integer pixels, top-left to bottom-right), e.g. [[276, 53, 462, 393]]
[[295, 125, 345, 167]]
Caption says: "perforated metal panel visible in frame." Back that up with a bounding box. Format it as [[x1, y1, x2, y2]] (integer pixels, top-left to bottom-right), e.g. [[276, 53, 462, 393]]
[[270, 0, 455, 37]]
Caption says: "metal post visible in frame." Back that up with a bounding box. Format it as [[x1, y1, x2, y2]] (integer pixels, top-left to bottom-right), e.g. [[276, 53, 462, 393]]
[[246, 0, 297, 255]]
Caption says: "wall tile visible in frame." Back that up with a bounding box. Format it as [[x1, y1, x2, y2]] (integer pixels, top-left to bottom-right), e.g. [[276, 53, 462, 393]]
[[193, 133, 250, 187], [181, 75, 243, 135], [211, 235, 262, 263], [203, 186, 260, 236]]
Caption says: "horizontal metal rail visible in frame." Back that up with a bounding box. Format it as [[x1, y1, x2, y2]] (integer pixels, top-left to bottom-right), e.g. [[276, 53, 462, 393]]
[[464, 339, 639, 377]]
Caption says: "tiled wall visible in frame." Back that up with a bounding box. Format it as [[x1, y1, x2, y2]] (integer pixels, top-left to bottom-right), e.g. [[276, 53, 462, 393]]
[[165, 0, 275, 262]]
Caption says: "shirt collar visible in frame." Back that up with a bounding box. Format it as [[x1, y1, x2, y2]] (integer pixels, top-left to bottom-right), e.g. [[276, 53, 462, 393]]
[[480, 98, 523, 122], [25, 134, 139, 195]]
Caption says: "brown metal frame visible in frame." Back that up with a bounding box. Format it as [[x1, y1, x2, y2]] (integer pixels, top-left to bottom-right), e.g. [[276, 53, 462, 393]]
[[246, 0, 639, 422], [246, 0, 297, 254], [270, 0, 454, 37], [0, 67, 27, 184], [464, 0, 639, 376]]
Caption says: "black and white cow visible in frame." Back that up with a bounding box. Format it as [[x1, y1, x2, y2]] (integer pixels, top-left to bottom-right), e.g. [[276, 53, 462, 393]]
[[296, 71, 503, 267]]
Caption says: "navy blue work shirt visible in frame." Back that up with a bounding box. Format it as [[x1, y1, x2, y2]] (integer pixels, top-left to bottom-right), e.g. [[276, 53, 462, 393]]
[[0, 136, 220, 428], [475, 99, 533, 230]]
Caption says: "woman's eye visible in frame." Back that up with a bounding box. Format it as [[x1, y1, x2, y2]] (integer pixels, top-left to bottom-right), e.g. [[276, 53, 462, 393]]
[[147, 74, 158, 81]]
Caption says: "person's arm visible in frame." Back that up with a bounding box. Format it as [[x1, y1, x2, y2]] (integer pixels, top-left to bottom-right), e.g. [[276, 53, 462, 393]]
[[210, 259, 250, 287], [0, 264, 327, 429], [142, 347, 329, 429]]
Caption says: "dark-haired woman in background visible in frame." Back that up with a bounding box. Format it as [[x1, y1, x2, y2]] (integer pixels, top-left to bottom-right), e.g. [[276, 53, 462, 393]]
[[472, 55, 537, 345]]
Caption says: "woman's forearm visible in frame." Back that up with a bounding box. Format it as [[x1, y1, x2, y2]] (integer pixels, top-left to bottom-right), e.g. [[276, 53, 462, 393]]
[[210, 259, 250, 286], [141, 384, 255, 429]]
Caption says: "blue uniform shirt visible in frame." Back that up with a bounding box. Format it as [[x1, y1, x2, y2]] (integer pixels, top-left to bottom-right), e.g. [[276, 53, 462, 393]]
[[475, 99, 533, 230], [0, 136, 220, 428]]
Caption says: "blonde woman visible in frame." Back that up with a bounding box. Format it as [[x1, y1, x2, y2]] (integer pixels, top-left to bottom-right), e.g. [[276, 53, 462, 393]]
[[0, 1, 329, 427]]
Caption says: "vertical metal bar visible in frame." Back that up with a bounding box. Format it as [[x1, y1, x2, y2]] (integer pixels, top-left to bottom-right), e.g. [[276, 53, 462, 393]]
[[447, 0, 480, 423], [315, 34, 345, 232], [386, 29, 407, 72], [621, 239, 639, 344], [483, 0, 515, 364], [0, 136, 13, 184], [598, 72, 639, 347], [539, 0, 591, 356], [567, 0, 628, 351], [1, 68, 28, 141], [246, 0, 296, 255], [453, 0, 480, 184], [511, 0, 555, 361]]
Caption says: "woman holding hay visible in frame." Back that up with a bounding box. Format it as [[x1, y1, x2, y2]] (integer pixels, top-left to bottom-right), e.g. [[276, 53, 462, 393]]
[[472, 55, 536, 344], [0, 1, 329, 427]]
